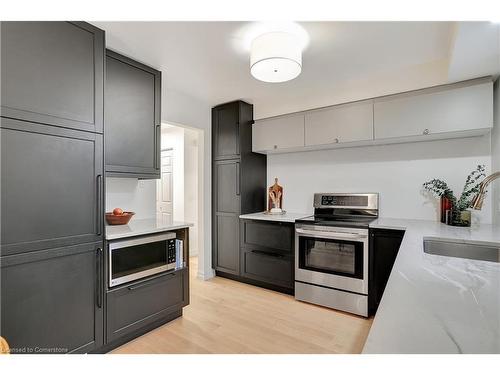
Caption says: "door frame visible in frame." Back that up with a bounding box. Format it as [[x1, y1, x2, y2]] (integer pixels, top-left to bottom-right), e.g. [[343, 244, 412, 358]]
[[160, 121, 207, 279]]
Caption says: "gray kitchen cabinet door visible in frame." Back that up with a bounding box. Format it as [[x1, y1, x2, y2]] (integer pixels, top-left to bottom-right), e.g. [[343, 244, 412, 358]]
[[105, 50, 161, 179], [240, 248, 293, 289], [214, 213, 240, 274], [1, 21, 104, 134], [214, 159, 241, 213], [0, 242, 104, 354], [241, 220, 294, 254], [374, 79, 493, 140], [1, 118, 104, 256], [305, 100, 374, 146], [212, 159, 241, 274], [212, 102, 240, 160]]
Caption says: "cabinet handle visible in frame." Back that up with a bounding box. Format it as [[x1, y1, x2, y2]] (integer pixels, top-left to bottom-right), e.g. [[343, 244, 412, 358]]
[[155, 124, 161, 169], [273, 145, 278, 150], [251, 249, 284, 258], [236, 162, 240, 196], [96, 248, 103, 308], [334, 138, 339, 143], [127, 272, 176, 291], [423, 129, 430, 135], [96, 174, 103, 236]]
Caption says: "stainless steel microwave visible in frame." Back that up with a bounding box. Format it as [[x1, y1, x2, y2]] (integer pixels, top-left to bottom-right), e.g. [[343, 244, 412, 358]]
[[108, 232, 178, 287]]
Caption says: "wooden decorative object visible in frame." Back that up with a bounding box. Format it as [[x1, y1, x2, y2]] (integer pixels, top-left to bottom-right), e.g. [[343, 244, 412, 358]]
[[0, 336, 10, 354], [105, 212, 135, 225], [268, 178, 283, 212]]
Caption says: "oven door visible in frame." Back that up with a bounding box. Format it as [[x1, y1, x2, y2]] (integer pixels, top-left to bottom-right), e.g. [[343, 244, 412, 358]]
[[295, 226, 368, 294], [108, 232, 176, 287]]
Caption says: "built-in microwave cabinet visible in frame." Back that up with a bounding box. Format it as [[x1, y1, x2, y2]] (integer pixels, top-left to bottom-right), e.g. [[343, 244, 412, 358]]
[[305, 100, 374, 146], [374, 79, 493, 140], [252, 114, 305, 153]]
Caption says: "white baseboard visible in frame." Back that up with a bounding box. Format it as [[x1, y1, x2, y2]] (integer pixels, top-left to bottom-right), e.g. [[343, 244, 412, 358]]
[[197, 268, 215, 281]]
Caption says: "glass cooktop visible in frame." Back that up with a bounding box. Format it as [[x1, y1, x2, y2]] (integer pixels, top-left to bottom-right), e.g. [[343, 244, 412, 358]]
[[295, 215, 377, 228]]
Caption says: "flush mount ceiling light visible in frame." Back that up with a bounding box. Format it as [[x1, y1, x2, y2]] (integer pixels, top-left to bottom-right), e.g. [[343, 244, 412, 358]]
[[250, 31, 302, 83]]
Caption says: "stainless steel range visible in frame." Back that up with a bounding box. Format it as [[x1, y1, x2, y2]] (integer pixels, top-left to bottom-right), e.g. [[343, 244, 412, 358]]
[[294, 193, 378, 317]]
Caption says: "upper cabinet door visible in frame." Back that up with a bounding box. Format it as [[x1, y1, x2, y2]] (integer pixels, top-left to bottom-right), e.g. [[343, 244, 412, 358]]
[[374, 80, 493, 140], [252, 114, 305, 153], [213, 102, 240, 159], [105, 50, 161, 178], [305, 101, 374, 146], [1, 22, 104, 134], [1, 118, 104, 256]]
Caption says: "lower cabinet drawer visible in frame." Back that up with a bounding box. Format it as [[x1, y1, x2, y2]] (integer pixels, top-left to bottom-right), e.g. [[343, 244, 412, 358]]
[[241, 248, 293, 289], [106, 269, 187, 343], [241, 220, 294, 253]]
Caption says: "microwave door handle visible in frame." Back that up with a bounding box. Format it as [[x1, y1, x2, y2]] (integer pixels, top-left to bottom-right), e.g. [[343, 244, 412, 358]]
[[296, 228, 367, 240]]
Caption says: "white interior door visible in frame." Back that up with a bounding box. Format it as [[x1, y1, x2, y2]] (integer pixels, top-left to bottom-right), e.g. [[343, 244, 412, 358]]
[[157, 149, 174, 220]]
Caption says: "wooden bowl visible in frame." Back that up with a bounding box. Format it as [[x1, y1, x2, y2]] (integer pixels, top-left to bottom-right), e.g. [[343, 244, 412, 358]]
[[105, 212, 135, 225]]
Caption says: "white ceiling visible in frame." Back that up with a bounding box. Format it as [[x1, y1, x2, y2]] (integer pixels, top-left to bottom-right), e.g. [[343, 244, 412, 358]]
[[93, 21, 500, 119]]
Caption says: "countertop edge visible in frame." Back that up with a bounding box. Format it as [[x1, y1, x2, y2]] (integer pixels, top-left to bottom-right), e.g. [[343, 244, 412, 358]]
[[239, 212, 310, 223], [105, 221, 193, 241]]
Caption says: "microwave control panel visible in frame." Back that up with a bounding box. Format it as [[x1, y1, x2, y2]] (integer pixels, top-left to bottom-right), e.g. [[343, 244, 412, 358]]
[[167, 239, 176, 264]]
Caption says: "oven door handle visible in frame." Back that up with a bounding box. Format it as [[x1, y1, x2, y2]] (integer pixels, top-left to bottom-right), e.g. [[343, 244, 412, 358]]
[[295, 228, 367, 240]]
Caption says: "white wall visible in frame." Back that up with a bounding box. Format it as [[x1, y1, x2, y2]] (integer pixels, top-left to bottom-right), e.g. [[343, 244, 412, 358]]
[[492, 79, 500, 225], [267, 136, 493, 224], [106, 178, 156, 219], [161, 125, 185, 221], [163, 90, 212, 280], [184, 128, 200, 256]]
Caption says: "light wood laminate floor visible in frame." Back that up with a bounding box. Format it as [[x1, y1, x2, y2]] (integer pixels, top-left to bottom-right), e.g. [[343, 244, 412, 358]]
[[112, 257, 372, 354]]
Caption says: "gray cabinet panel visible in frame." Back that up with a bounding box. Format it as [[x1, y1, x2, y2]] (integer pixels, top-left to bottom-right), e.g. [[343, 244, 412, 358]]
[[105, 50, 161, 178], [0, 242, 104, 353], [241, 248, 293, 289], [241, 220, 293, 253], [214, 214, 240, 274], [1, 21, 104, 133], [1, 118, 103, 256], [215, 160, 240, 213], [106, 269, 187, 343], [213, 102, 239, 159]]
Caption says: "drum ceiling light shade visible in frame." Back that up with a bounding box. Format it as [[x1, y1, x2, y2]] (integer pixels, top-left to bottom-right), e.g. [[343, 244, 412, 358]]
[[250, 32, 302, 83]]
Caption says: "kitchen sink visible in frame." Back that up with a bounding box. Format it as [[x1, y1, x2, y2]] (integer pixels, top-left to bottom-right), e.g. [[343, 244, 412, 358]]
[[423, 237, 500, 263]]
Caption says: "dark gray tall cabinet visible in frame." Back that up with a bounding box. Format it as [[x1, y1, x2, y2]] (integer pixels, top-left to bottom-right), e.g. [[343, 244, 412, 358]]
[[0, 21, 105, 353], [212, 101, 267, 276]]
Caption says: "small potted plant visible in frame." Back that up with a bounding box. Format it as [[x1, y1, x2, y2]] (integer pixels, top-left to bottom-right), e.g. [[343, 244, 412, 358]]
[[423, 165, 486, 227]]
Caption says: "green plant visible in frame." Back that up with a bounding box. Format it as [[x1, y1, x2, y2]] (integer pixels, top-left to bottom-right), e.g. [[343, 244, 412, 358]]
[[456, 165, 486, 211], [422, 165, 486, 211], [422, 178, 454, 200]]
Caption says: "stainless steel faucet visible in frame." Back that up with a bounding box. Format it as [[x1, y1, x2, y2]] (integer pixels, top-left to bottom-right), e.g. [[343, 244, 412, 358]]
[[471, 172, 500, 210]]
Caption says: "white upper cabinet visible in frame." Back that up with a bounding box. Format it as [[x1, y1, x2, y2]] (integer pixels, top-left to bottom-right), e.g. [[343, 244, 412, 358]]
[[252, 114, 304, 153], [251, 78, 493, 155], [305, 100, 374, 146], [374, 80, 493, 140]]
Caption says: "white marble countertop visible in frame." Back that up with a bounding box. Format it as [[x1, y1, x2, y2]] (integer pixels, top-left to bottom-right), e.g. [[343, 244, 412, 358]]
[[106, 216, 193, 241], [363, 218, 500, 354], [239, 211, 310, 223]]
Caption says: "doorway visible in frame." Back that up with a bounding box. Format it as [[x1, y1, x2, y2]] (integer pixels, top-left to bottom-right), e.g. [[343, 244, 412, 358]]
[[157, 149, 174, 221], [157, 123, 202, 266]]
